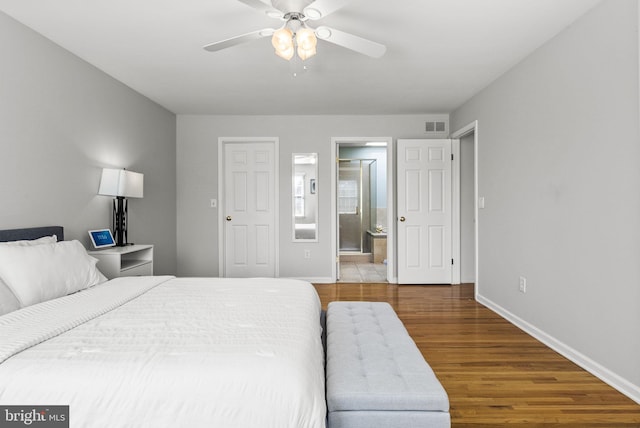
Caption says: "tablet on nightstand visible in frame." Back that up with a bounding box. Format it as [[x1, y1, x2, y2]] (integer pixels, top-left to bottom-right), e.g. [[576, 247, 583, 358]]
[[88, 229, 116, 249]]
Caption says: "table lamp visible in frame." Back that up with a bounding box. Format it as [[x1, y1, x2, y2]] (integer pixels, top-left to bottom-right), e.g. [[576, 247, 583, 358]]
[[98, 168, 144, 246]]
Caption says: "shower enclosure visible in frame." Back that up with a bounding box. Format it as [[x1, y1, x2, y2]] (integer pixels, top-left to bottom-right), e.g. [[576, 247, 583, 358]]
[[338, 159, 377, 254]]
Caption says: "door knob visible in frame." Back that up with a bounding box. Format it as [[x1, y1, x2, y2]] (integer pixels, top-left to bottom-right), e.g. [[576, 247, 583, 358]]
[[399, 216, 406, 222], [226, 216, 232, 221]]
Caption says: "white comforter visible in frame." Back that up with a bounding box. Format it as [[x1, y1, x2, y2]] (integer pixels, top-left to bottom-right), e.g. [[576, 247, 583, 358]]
[[0, 276, 326, 428]]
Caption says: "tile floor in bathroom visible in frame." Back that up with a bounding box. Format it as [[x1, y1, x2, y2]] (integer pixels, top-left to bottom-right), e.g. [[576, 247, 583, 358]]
[[339, 261, 387, 283]]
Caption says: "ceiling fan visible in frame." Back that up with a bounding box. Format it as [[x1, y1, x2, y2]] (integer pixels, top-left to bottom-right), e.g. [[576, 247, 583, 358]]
[[203, 0, 386, 61]]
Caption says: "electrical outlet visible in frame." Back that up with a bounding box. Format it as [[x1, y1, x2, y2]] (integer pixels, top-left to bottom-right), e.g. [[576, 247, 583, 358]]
[[519, 276, 527, 293], [304, 250, 311, 259]]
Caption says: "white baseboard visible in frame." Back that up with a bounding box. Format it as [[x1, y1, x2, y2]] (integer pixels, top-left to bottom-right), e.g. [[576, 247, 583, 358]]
[[290, 277, 334, 284], [292, 276, 399, 284], [476, 293, 640, 405]]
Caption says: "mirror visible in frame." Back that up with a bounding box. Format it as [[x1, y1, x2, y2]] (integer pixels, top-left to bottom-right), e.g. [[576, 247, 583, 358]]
[[292, 153, 318, 242]]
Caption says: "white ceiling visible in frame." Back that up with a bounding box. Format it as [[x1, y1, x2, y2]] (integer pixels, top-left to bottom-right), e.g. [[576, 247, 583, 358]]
[[0, 0, 600, 115]]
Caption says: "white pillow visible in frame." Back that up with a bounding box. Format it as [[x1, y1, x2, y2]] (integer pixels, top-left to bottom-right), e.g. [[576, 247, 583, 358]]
[[0, 235, 59, 315], [0, 240, 107, 307], [0, 235, 57, 247], [0, 280, 20, 316]]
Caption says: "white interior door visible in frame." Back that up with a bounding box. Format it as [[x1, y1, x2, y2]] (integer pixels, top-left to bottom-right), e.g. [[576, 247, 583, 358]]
[[223, 141, 277, 277], [397, 139, 452, 284]]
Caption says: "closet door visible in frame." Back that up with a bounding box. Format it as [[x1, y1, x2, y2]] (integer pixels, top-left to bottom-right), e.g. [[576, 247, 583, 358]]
[[223, 140, 277, 277]]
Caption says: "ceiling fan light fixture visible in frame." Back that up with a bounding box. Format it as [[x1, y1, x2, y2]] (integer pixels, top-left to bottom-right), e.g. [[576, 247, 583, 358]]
[[203, 1, 388, 62]]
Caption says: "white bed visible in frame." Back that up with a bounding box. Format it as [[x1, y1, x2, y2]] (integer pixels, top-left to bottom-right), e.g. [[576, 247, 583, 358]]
[[0, 228, 326, 428]]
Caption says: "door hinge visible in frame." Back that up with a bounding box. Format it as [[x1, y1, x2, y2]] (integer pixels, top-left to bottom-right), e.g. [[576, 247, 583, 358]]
[[336, 256, 340, 263], [451, 153, 454, 161], [451, 258, 454, 265]]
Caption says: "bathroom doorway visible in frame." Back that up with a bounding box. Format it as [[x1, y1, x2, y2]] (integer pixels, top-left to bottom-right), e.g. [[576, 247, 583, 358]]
[[337, 144, 388, 282]]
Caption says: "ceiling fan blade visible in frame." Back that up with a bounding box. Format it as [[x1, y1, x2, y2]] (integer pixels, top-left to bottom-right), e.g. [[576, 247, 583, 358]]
[[303, 0, 353, 19], [314, 26, 386, 58], [203, 29, 275, 52], [236, 0, 284, 19]]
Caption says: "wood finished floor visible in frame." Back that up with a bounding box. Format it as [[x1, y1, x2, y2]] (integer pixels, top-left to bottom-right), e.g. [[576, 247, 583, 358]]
[[313, 282, 640, 427]]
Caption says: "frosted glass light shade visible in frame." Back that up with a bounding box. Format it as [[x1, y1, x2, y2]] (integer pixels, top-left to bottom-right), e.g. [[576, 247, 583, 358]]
[[98, 168, 144, 198], [296, 27, 317, 51], [296, 27, 317, 61], [272, 28, 293, 55]]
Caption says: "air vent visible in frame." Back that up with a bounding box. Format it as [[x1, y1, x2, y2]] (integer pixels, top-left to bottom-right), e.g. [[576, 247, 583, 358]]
[[425, 121, 446, 133]]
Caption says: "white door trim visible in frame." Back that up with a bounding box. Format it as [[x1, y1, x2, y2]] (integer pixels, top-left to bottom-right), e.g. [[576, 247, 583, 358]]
[[218, 137, 280, 278], [330, 137, 395, 283], [450, 121, 479, 297], [451, 138, 461, 284]]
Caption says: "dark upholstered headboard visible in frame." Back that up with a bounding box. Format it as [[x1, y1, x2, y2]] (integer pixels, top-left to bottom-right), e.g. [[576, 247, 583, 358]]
[[0, 226, 64, 242]]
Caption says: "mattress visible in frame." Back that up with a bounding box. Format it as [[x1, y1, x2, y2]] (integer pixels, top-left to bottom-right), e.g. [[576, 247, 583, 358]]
[[0, 276, 326, 428]]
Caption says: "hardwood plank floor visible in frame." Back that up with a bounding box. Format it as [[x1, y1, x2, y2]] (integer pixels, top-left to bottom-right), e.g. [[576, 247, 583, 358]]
[[313, 282, 640, 427]]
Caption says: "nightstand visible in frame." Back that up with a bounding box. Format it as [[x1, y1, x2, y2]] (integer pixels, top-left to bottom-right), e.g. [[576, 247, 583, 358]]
[[88, 244, 154, 279]]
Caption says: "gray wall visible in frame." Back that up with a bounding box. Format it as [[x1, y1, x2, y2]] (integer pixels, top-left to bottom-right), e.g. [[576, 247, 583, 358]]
[[0, 12, 177, 275], [176, 114, 448, 279], [452, 0, 640, 395]]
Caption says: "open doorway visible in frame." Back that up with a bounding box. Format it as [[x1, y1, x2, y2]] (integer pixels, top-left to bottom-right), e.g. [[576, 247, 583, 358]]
[[331, 138, 394, 283], [451, 121, 479, 294]]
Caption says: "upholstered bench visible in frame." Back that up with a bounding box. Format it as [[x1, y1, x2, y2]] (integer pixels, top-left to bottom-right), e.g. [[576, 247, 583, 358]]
[[325, 302, 450, 428]]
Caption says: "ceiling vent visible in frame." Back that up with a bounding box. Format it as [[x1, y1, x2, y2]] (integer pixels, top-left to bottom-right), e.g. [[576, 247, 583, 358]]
[[425, 121, 446, 133]]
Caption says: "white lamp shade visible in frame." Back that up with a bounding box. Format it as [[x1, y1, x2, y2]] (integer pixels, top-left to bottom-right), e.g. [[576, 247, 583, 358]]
[[98, 168, 144, 198]]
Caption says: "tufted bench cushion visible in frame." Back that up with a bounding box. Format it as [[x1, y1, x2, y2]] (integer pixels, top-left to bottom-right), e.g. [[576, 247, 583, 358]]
[[326, 301, 450, 428]]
